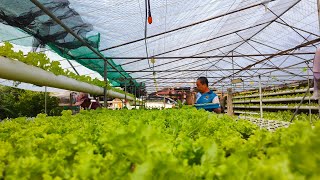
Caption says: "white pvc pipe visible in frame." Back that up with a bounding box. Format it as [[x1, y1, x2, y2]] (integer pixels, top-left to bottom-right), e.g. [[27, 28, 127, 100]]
[[233, 88, 314, 99], [0, 56, 134, 100], [233, 106, 318, 110], [233, 97, 312, 103]]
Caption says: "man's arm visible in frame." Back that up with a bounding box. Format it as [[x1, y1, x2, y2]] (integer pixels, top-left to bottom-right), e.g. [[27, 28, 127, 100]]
[[212, 96, 221, 114]]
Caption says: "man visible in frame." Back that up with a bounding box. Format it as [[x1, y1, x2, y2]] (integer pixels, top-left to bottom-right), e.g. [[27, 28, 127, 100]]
[[194, 77, 221, 113], [75, 93, 101, 110]]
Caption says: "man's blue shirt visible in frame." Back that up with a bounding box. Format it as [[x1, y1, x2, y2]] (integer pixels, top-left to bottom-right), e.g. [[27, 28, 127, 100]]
[[195, 90, 220, 112]]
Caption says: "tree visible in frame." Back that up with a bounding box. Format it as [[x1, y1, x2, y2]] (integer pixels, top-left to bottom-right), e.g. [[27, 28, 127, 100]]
[[0, 85, 62, 120]]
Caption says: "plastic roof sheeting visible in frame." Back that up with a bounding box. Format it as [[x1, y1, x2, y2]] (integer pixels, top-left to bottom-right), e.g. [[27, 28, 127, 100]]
[[0, 0, 319, 92]]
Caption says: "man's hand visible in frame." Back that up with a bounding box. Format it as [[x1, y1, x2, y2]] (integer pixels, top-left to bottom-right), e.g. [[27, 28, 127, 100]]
[[213, 108, 221, 114]]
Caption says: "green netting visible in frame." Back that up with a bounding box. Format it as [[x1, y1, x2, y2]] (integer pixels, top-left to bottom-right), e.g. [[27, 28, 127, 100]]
[[47, 35, 140, 87], [0, 0, 143, 89]]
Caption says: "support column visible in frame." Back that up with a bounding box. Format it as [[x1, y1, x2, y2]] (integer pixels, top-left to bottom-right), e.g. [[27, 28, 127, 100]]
[[125, 83, 127, 108], [227, 88, 234, 116], [141, 92, 144, 109], [138, 85, 141, 107], [45, 86, 47, 114], [221, 85, 224, 98], [134, 85, 137, 109], [163, 96, 166, 109], [259, 75, 263, 120], [143, 92, 147, 109], [243, 81, 246, 119], [104, 60, 108, 108], [307, 62, 312, 123], [221, 85, 224, 113]]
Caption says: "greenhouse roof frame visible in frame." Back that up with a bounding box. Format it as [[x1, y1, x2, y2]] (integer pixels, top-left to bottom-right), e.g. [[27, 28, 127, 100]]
[[0, 0, 319, 93]]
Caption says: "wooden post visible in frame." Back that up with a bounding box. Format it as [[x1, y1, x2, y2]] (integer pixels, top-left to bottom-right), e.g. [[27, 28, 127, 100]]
[[186, 92, 194, 105], [227, 88, 234, 116]]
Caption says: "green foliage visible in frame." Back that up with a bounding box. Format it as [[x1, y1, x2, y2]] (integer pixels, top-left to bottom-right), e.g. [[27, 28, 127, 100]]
[[0, 42, 135, 98], [0, 109, 320, 179], [0, 86, 62, 119]]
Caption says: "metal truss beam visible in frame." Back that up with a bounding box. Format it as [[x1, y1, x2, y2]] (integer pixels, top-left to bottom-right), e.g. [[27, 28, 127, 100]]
[[99, 1, 273, 52]]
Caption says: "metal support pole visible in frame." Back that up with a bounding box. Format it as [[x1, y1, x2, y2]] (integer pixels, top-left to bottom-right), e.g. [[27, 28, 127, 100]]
[[232, 50, 236, 91], [227, 88, 234, 116], [141, 92, 144, 109], [141, 92, 143, 108], [163, 96, 166, 109], [144, 92, 147, 109], [243, 81, 246, 120], [125, 83, 127, 108], [259, 75, 263, 120], [142, 92, 145, 109], [44, 86, 47, 114], [66, 59, 80, 75], [138, 85, 140, 107], [134, 85, 137, 109], [104, 60, 108, 108], [221, 85, 224, 98], [232, 51, 234, 78], [307, 63, 312, 124], [221, 85, 224, 113]]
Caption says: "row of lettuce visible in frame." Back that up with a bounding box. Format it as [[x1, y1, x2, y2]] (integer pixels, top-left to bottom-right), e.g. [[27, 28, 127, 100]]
[[0, 108, 320, 179]]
